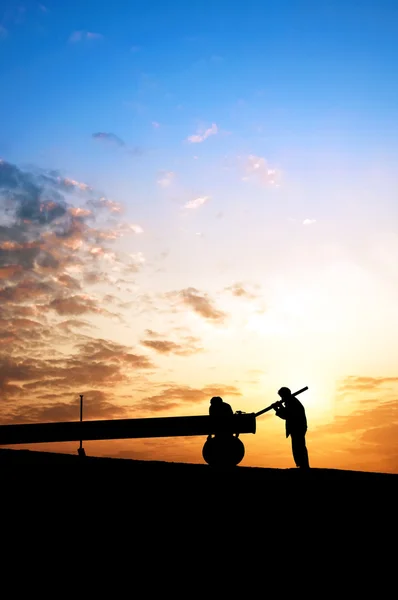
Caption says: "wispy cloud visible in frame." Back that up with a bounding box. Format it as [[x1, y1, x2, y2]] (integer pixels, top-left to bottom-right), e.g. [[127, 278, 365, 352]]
[[128, 225, 144, 234], [165, 287, 227, 323], [69, 31, 103, 43], [92, 132, 125, 147], [157, 171, 175, 188], [141, 334, 203, 356], [87, 32, 103, 40], [152, 121, 160, 128], [243, 155, 280, 186], [187, 123, 218, 144], [224, 282, 258, 299], [303, 219, 316, 225], [92, 133, 143, 156], [183, 196, 210, 210], [138, 383, 241, 413], [338, 376, 398, 393]]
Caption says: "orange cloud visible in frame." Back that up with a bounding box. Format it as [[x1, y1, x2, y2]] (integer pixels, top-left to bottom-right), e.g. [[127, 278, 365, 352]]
[[2, 390, 129, 424], [48, 295, 110, 316], [138, 383, 242, 413], [339, 376, 398, 392], [224, 282, 258, 299], [0, 265, 23, 279], [166, 287, 227, 323], [0, 159, 154, 420], [141, 334, 203, 356]]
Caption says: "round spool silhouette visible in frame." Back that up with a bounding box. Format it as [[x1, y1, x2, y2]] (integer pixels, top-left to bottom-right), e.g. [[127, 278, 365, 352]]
[[202, 435, 245, 467]]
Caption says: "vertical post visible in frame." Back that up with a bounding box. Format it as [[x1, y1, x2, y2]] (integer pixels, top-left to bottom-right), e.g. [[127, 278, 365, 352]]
[[78, 394, 86, 457], [79, 394, 83, 449]]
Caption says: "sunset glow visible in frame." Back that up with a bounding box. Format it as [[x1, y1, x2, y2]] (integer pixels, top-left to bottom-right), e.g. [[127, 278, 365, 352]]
[[1, 1, 398, 473]]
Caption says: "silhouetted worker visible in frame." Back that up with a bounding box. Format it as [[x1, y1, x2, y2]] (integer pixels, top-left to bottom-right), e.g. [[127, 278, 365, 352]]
[[209, 396, 233, 418], [273, 387, 310, 469], [209, 396, 234, 439]]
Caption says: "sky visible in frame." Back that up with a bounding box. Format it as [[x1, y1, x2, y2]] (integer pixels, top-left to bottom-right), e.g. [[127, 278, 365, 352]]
[[1, 0, 398, 473]]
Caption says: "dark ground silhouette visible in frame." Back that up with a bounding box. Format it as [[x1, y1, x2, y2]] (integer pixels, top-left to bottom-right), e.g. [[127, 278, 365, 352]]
[[1, 447, 395, 488], [1, 387, 396, 545], [1, 447, 396, 560]]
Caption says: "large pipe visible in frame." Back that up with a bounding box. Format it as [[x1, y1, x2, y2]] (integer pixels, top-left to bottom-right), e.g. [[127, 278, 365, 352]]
[[0, 413, 256, 446]]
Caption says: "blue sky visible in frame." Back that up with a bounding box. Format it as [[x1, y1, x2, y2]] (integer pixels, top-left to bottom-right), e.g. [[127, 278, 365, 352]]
[[2, 0, 398, 167], [1, 0, 398, 471]]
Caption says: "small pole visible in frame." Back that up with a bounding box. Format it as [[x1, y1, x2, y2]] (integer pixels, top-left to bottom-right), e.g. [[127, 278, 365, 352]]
[[78, 394, 86, 457]]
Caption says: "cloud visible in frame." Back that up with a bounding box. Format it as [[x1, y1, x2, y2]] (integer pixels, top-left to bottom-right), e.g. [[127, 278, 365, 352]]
[[138, 383, 242, 413], [183, 196, 210, 210], [57, 319, 94, 332], [243, 155, 280, 186], [62, 177, 92, 192], [166, 287, 227, 323], [92, 132, 125, 147], [128, 224, 143, 234], [69, 31, 103, 43], [92, 134, 143, 157], [0, 336, 154, 406], [0, 158, 151, 413], [310, 392, 398, 473], [305, 375, 398, 472], [48, 294, 116, 317], [338, 376, 398, 393], [1, 390, 130, 424], [187, 123, 218, 144], [144, 329, 159, 337], [224, 282, 257, 299], [303, 219, 316, 226], [75, 338, 153, 369], [157, 171, 175, 188], [86, 32, 103, 40], [140, 332, 203, 356], [152, 121, 160, 128]]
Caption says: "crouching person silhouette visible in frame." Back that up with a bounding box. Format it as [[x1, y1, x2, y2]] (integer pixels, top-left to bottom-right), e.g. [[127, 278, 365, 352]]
[[273, 387, 310, 469], [209, 396, 233, 439], [209, 396, 233, 418], [203, 396, 244, 467]]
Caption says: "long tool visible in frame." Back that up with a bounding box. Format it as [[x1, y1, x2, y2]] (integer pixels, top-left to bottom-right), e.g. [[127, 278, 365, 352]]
[[254, 386, 308, 417]]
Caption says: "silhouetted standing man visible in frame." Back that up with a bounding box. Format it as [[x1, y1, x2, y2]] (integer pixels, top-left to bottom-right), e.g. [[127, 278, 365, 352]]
[[273, 387, 310, 469]]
